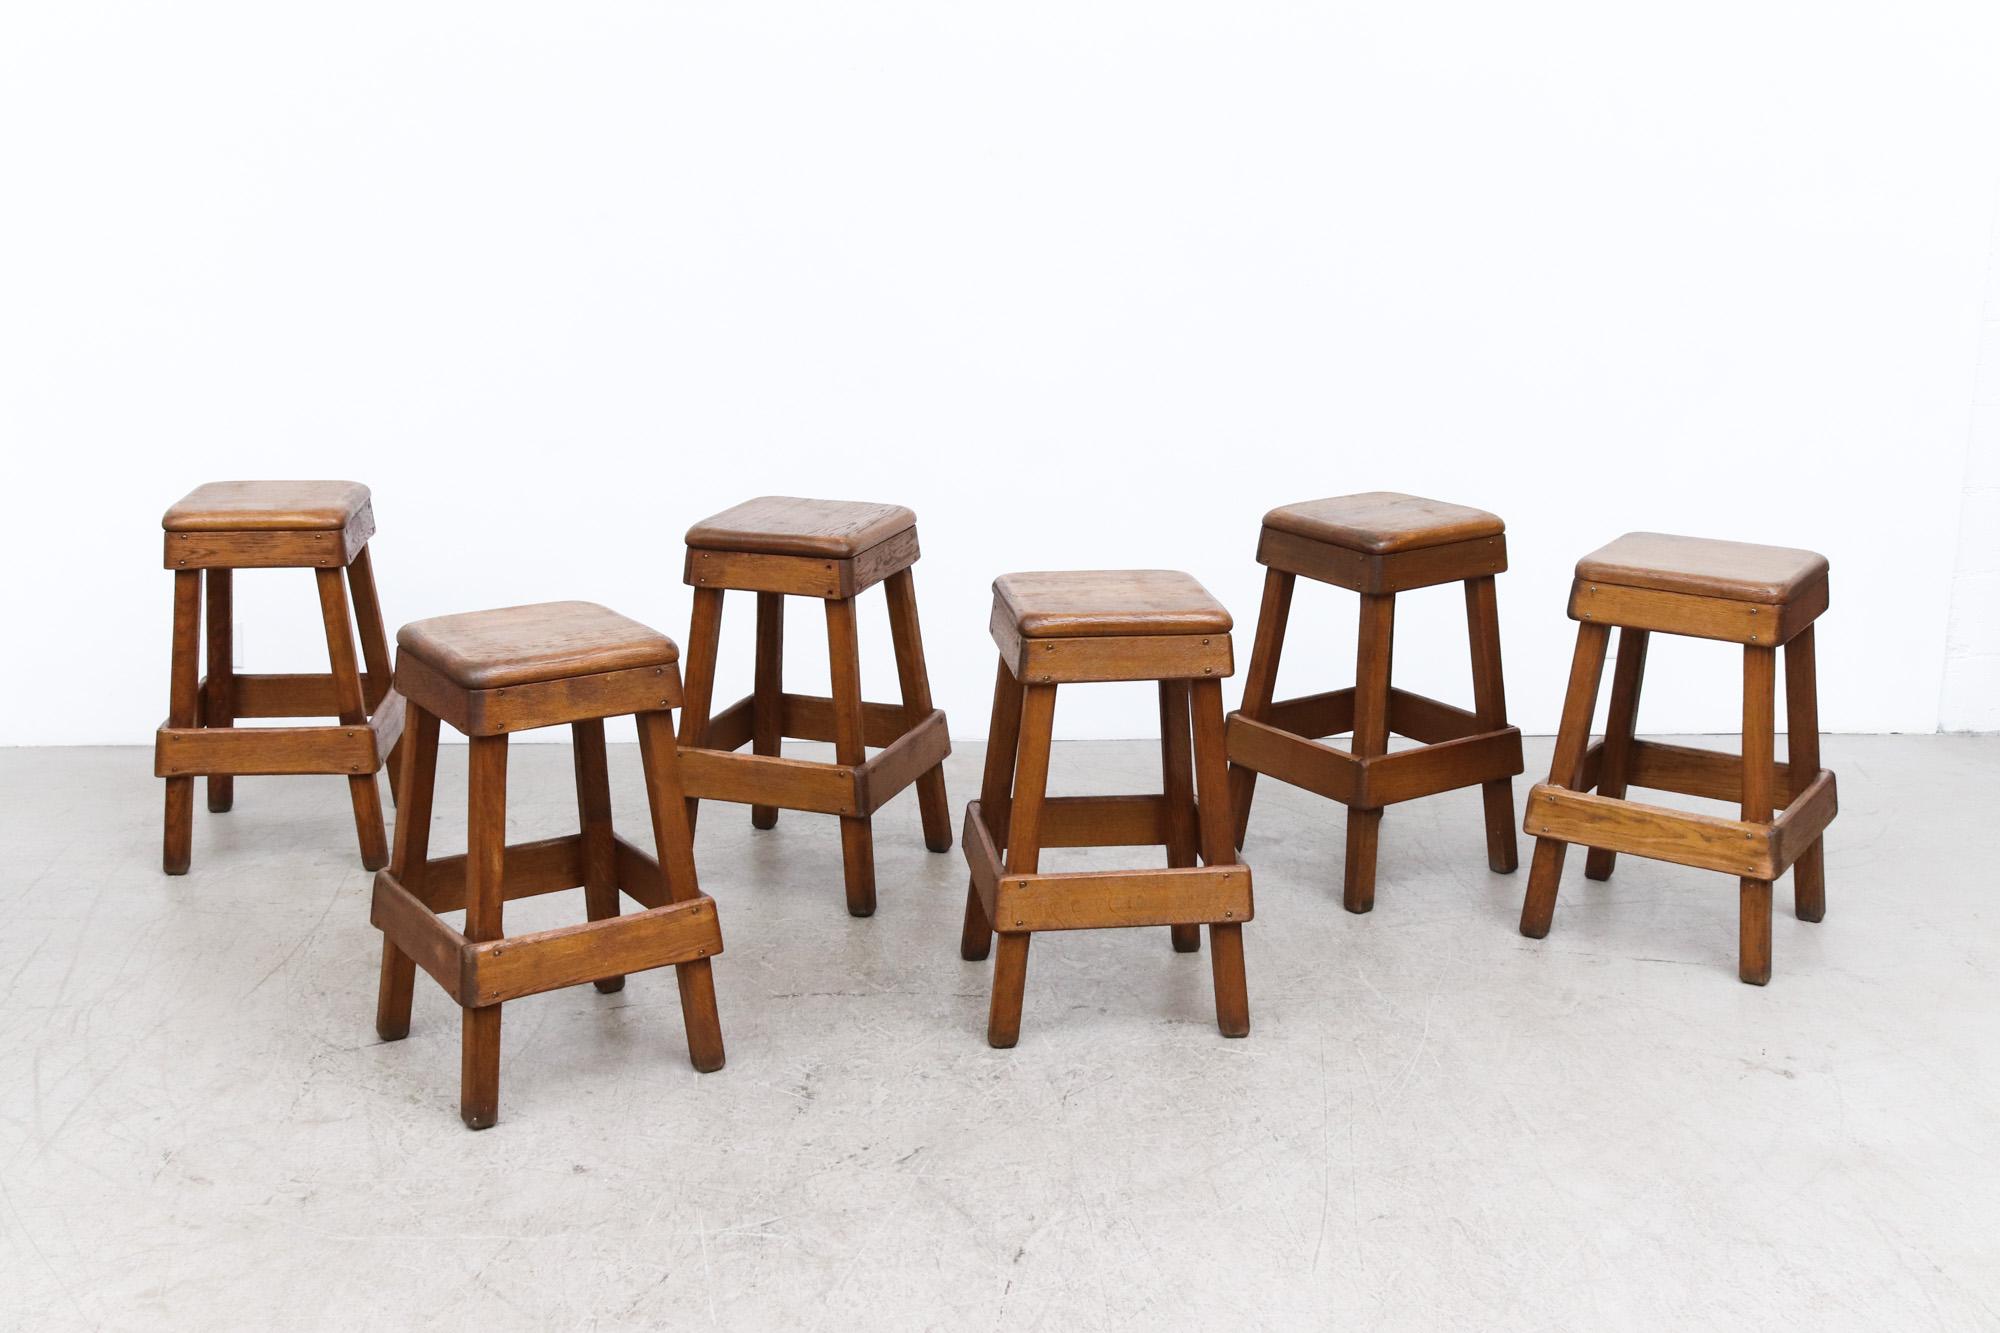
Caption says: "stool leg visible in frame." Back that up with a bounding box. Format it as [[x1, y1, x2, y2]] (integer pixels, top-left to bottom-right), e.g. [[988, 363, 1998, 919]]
[[962, 656, 1024, 961], [1193, 678, 1250, 1037], [163, 569, 201, 874], [1229, 569, 1294, 849], [376, 704, 439, 1041], [1159, 680, 1202, 953], [1343, 593, 1395, 913], [1584, 628, 1650, 881], [347, 546, 401, 806], [826, 596, 876, 917], [460, 734, 508, 1129], [677, 586, 725, 835], [316, 568, 388, 871], [204, 568, 235, 813], [1785, 626, 1826, 923], [990, 683, 1056, 1048], [1740, 646, 1777, 986], [749, 592, 784, 830], [885, 568, 953, 853], [572, 718, 624, 994], [637, 707, 726, 1072], [1464, 574, 1517, 873], [1520, 622, 1611, 938]]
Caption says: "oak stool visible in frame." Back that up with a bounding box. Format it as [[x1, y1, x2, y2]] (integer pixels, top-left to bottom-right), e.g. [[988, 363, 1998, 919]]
[[1226, 492, 1524, 912], [677, 497, 953, 916], [372, 601, 725, 1129], [156, 481, 404, 874], [1519, 534, 1838, 985], [961, 571, 1251, 1047]]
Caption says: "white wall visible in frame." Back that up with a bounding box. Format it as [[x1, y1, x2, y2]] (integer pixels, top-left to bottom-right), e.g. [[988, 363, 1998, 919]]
[[4, 2, 1998, 745], [1941, 193, 2000, 730]]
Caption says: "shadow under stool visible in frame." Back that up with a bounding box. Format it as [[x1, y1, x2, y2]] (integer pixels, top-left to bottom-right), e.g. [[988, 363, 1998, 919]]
[[1225, 492, 1524, 912], [961, 570, 1252, 1047], [156, 480, 404, 874], [1518, 533, 1838, 985], [675, 496, 953, 917], [372, 601, 725, 1128]]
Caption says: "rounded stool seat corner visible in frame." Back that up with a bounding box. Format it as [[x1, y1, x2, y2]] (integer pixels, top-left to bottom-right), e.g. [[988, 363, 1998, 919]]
[[163, 480, 373, 532], [395, 601, 680, 691]]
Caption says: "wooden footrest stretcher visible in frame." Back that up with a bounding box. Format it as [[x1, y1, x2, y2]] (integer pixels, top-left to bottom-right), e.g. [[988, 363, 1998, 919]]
[[371, 831, 722, 1008], [679, 691, 950, 816], [1226, 686, 1522, 809], [963, 799, 1253, 933], [155, 681, 405, 777]]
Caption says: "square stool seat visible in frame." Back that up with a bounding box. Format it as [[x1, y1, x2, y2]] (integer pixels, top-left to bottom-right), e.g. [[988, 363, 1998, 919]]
[[1576, 532, 1830, 604], [993, 570, 1233, 638], [685, 496, 916, 557], [398, 601, 679, 689], [164, 480, 373, 531], [1262, 491, 1504, 554]]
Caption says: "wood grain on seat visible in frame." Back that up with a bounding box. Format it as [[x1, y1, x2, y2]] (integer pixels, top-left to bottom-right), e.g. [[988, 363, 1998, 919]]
[[397, 602, 679, 689], [1576, 532, 1829, 604], [993, 571, 1233, 639], [163, 481, 372, 531], [1261, 492, 1504, 554], [685, 496, 917, 558]]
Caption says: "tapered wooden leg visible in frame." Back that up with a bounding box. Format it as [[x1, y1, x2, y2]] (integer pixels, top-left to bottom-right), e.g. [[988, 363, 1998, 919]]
[[1344, 593, 1395, 913], [1739, 645, 1777, 985], [163, 569, 201, 874], [572, 718, 625, 993], [1192, 678, 1249, 1036], [826, 596, 877, 917], [376, 704, 439, 1041], [204, 568, 235, 813], [1584, 628, 1650, 881], [1464, 574, 1517, 873], [962, 656, 1024, 962], [460, 734, 508, 1129], [1785, 626, 1826, 923], [1159, 680, 1202, 953], [1520, 622, 1612, 938], [989, 684, 1056, 1048], [677, 586, 725, 834], [749, 592, 785, 829], [1229, 569, 1294, 849], [347, 545, 401, 805], [638, 707, 726, 1071], [316, 568, 388, 871], [885, 568, 953, 852]]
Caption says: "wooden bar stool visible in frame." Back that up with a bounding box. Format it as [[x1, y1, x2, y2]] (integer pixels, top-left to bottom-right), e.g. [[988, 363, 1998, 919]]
[[156, 481, 404, 874], [960, 571, 1251, 1047], [1519, 534, 1839, 985], [372, 601, 725, 1129], [676, 496, 953, 917], [1225, 492, 1524, 912]]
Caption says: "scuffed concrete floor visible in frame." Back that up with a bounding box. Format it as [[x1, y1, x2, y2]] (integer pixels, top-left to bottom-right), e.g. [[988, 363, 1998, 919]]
[[2, 736, 1997, 1329]]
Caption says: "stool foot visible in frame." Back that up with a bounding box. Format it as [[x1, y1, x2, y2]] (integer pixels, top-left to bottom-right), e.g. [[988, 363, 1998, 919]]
[[1583, 848, 1617, 881], [348, 775, 389, 871], [207, 775, 234, 814], [1480, 779, 1517, 873], [750, 805, 779, 830], [960, 882, 993, 961], [593, 976, 626, 994], [1343, 809, 1381, 913], [1170, 925, 1202, 953], [1210, 922, 1249, 1037], [163, 777, 193, 875], [1519, 836, 1567, 938], [1740, 878, 1772, 985], [460, 1005, 501, 1130], [917, 769, 953, 853], [1793, 841, 1826, 922], [676, 957, 726, 1072], [839, 816, 876, 917], [376, 940, 416, 1041], [988, 933, 1030, 1048]]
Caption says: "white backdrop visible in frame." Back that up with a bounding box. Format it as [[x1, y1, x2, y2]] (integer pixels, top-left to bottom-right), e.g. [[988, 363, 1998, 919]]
[[4, 2, 1998, 744]]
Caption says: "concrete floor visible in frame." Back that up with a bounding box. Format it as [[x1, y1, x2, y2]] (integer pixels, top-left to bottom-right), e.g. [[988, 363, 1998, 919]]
[[2, 735, 1997, 1330]]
